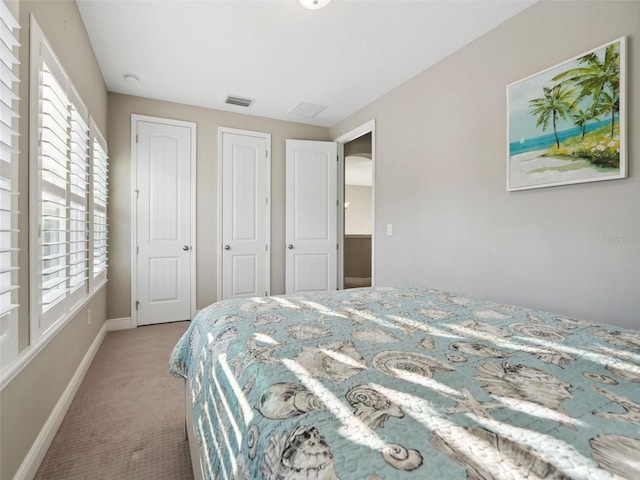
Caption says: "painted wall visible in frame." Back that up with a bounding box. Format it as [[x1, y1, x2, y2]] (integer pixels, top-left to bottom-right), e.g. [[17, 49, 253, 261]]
[[344, 236, 372, 280], [345, 185, 373, 235], [0, 1, 108, 479], [107, 94, 330, 320], [330, 0, 640, 329], [344, 132, 372, 157]]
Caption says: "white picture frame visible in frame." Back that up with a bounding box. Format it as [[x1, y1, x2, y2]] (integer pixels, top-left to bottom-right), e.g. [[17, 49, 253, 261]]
[[507, 37, 626, 191]]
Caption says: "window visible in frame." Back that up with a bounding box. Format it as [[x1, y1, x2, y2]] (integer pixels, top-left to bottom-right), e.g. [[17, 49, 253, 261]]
[[0, 0, 20, 370], [90, 121, 108, 288], [30, 18, 107, 344]]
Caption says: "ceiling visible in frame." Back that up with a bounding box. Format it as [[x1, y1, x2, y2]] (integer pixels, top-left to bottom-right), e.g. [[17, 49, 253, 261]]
[[76, 0, 536, 128]]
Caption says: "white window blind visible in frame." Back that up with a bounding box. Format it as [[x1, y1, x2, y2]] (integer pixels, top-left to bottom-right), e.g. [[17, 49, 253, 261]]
[[69, 90, 90, 296], [0, 0, 20, 370], [39, 61, 70, 319], [30, 18, 106, 343], [90, 122, 108, 286]]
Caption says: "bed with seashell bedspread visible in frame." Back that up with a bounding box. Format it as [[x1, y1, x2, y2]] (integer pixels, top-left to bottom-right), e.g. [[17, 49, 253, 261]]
[[169, 286, 640, 480]]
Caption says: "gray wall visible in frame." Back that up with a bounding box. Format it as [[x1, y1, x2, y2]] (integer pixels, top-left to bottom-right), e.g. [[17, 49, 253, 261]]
[[0, 2, 109, 479], [107, 94, 330, 320], [345, 185, 373, 235], [344, 132, 372, 157], [331, 0, 639, 329]]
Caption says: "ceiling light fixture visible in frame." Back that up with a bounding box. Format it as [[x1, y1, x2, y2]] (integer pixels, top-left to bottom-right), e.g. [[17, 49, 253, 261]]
[[298, 0, 331, 10]]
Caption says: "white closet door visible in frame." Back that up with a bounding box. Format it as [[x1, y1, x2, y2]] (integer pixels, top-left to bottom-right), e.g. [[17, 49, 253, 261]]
[[285, 139, 337, 294], [135, 119, 194, 325], [220, 129, 270, 300]]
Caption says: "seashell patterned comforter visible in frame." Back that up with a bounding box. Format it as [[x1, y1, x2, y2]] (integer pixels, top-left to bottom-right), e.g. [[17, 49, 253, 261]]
[[169, 286, 640, 479]]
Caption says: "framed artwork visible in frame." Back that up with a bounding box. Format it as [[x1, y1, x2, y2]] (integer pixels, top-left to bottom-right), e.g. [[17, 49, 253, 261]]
[[507, 37, 626, 191]]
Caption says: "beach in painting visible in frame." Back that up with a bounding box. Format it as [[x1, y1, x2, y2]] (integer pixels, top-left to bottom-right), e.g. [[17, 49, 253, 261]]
[[509, 148, 616, 189], [508, 119, 619, 189]]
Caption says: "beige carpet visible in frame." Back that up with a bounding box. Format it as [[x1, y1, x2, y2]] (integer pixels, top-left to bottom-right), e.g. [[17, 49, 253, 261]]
[[35, 321, 194, 480]]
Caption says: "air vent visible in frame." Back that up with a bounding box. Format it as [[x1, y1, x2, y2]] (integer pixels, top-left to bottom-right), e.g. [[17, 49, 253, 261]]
[[225, 95, 254, 108], [288, 101, 327, 119]]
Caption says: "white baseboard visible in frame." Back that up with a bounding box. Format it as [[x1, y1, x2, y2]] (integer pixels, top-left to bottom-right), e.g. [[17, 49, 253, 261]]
[[105, 317, 133, 331], [13, 322, 109, 480]]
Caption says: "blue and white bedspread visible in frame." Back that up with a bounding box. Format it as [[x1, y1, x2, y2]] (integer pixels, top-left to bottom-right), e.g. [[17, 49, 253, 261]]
[[169, 286, 640, 480]]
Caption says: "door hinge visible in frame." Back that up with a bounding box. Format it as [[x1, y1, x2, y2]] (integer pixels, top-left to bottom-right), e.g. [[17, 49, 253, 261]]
[[134, 189, 139, 199], [136, 246, 139, 254], [266, 244, 268, 252], [136, 134, 139, 143], [135, 301, 140, 311]]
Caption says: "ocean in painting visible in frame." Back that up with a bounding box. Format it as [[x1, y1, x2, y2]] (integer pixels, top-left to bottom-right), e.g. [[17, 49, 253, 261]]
[[509, 118, 613, 156]]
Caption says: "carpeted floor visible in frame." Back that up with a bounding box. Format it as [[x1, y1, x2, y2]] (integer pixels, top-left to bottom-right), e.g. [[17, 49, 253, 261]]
[[35, 321, 194, 480]]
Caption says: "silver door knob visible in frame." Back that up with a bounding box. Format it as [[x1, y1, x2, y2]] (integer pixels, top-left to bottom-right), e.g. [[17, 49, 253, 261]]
[[183, 245, 190, 251], [287, 244, 294, 249], [224, 245, 231, 250]]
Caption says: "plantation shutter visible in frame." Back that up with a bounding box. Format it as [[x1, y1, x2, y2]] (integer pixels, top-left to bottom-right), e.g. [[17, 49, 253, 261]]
[[68, 88, 90, 301], [0, 0, 20, 369], [30, 17, 109, 344], [90, 122, 108, 286], [38, 58, 71, 331]]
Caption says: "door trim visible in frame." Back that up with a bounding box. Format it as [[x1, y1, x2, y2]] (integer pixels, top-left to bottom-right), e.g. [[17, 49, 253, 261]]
[[334, 119, 376, 290], [217, 127, 271, 301], [130, 114, 197, 328]]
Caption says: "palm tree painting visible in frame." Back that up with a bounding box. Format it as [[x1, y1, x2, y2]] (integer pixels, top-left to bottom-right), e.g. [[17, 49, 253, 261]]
[[507, 37, 626, 191]]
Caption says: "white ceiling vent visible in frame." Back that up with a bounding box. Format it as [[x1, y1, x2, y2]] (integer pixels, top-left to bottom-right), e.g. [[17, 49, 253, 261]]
[[288, 101, 327, 119], [225, 95, 254, 108]]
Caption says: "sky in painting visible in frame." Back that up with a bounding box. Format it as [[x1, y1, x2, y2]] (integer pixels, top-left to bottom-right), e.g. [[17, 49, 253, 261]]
[[508, 44, 608, 143]]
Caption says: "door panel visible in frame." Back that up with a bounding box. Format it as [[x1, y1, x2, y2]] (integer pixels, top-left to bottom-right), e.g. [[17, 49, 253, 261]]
[[148, 257, 179, 301], [149, 135, 180, 240], [294, 153, 329, 239], [136, 120, 193, 325], [294, 254, 330, 292], [285, 140, 337, 294], [221, 130, 270, 300], [232, 255, 257, 296]]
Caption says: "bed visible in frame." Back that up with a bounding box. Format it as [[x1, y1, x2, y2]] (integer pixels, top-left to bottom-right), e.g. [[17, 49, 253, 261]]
[[169, 286, 640, 480]]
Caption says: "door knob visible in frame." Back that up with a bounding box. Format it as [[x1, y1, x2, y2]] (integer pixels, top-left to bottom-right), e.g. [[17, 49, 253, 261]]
[[183, 245, 190, 251], [224, 245, 231, 250], [287, 244, 294, 249]]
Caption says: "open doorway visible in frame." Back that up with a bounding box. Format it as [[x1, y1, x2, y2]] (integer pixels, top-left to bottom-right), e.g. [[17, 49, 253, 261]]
[[343, 132, 372, 289]]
